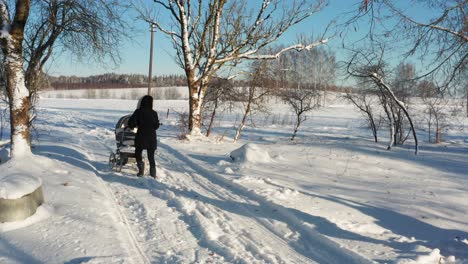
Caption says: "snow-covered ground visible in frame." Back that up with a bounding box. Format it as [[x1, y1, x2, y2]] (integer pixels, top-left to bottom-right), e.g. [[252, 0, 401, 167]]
[[0, 94, 467, 264]]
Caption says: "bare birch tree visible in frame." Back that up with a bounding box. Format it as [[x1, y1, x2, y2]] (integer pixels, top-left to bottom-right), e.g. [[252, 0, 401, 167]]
[[202, 77, 233, 137], [24, 0, 129, 104], [0, 0, 129, 158], [349, 0, 467, 90], [389, 63, 416, 145], [417, 79, 461, 144], [234, 61, 273, 142], [0, 0, 32, 158], [346, 49, 419, 154], [139, 0, 330, 136]]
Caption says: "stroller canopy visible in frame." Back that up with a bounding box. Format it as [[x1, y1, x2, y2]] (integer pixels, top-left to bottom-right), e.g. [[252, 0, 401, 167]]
[[116, 114, 132, 130]]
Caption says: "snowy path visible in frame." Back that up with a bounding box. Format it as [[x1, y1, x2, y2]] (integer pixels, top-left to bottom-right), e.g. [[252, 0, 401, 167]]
[[151, 142, 373, 263], [89, 116, 373, 264], [5, 100, 462, 263], [89, 130, 372, 262]]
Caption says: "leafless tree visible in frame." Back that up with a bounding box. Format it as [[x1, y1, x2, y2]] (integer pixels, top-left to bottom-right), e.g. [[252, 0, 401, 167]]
[[343, 86, 380, 142], [388, 63, 416, 145], [417, 80, 458, 143], [0, 0, 129, 157], [138, 0, 331, 135], [202, 77, 234, 137], [281, 83, 321, 140], [263, 40, 334, 140], [347, 0, 467, 90], [0, 0, 32, 158], [346, 48, 419, 154], [24, 0, 130, 104], [234, 61, 273, 142], [458, 67, 468, 117]]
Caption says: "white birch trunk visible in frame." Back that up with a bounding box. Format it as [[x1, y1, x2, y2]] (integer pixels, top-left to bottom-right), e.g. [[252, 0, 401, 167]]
[[188, 82, 205, 137], [234, 100, 251, 143], [387, 110, 395, 150], [1, 0, 32, 158], [5, 54, 31, 158], [371, 73, 418, 154]]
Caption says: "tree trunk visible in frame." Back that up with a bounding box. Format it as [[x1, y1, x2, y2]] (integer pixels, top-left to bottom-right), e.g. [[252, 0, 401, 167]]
[[367, 111, 378, 143], [382, 100, 394, 150], [435, 113, 441, 143], [291, 114, 302, 141], [1, 0, 32, 158], [25, 60, 44, 106], [206, 100, 218, 137], [387, 109, 395, 150], [5, 55, 31, 159], [373, 76, 418, 154], [234, 100, 251, 142], [392, 108, 398, 145], [187, 80, 205, 136], [428, 110, 432, 143]]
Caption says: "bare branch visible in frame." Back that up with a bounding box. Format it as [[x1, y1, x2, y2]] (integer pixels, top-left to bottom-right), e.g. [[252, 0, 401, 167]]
[[216, 38, 330, 63]]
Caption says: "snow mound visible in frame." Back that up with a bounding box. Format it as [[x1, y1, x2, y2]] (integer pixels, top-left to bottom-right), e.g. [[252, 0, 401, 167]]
[[0, 174, 42, 199], [230, 143, 272, 164], [0, 154, 48, 199]]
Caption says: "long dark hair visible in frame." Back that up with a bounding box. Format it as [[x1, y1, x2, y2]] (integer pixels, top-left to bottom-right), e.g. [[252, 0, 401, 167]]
[[138, 95, 153, 110]]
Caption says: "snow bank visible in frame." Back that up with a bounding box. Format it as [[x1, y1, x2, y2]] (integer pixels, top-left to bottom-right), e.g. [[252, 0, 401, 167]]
[[0, 154, 46, 199], [230, 143, 272, 164]]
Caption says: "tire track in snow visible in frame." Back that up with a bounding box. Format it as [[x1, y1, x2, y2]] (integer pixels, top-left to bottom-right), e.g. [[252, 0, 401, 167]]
[[109, 178, 205, 263], [81, 125, 210, 263], [151, 155, 306, 263], [60, 109, 217, 263], [154, 141, 373, 264], [64, 107, 369, 263], [143, 166, 290, 263], [70, 126, 152, 264], [153, 153, 310, 263], [98, 177, 152, 264]]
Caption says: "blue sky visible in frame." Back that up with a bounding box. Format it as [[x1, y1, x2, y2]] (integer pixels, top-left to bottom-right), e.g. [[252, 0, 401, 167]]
[[47, 0, 436, 78]]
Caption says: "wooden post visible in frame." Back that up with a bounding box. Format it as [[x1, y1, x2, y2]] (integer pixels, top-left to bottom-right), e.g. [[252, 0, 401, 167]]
[[148, 23, 155, 95]]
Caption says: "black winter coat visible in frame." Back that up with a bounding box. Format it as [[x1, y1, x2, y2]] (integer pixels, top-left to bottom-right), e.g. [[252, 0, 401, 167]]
[[128, 95, 159, 149]]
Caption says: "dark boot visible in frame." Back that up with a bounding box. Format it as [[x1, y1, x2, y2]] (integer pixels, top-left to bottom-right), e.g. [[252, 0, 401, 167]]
[[137, 161, 145, 177], [150, 167, 156, 178]]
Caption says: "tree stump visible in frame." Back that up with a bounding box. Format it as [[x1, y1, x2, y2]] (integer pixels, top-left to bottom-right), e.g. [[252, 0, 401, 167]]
[[0, 185, 44, 223]]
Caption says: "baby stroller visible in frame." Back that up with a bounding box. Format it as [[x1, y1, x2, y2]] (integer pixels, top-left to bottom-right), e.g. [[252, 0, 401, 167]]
[[109, 114, 136, 172]]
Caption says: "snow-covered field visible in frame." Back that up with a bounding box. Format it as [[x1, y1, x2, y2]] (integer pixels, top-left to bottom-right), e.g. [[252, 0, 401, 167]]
[[0, 94, 467, 264]]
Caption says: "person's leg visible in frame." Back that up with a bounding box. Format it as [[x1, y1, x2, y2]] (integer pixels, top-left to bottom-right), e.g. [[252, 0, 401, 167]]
[[135, 146, 144, 176], [147, 148, 156, 178]]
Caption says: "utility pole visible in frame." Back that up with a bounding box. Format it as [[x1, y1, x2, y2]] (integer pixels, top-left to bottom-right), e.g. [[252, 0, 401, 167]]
[[147, 23, 155, 95]]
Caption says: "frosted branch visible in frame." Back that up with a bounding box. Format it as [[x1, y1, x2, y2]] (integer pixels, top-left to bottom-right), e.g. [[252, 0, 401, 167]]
[[215, 38, 330, 63]]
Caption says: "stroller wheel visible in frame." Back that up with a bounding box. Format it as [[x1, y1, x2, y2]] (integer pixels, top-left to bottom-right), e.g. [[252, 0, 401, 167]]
[[117, 154, 124, 172], [109, 152, 116, 170], [117, 160, 123, 172]]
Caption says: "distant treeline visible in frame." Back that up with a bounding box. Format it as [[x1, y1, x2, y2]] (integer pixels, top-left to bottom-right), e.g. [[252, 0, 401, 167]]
[[48, 73, 187, 90], [46, 72, 349, 92]]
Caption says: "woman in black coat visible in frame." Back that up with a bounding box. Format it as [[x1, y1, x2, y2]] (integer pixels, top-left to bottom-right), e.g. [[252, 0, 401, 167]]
[[128, 95, 159, 177]]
